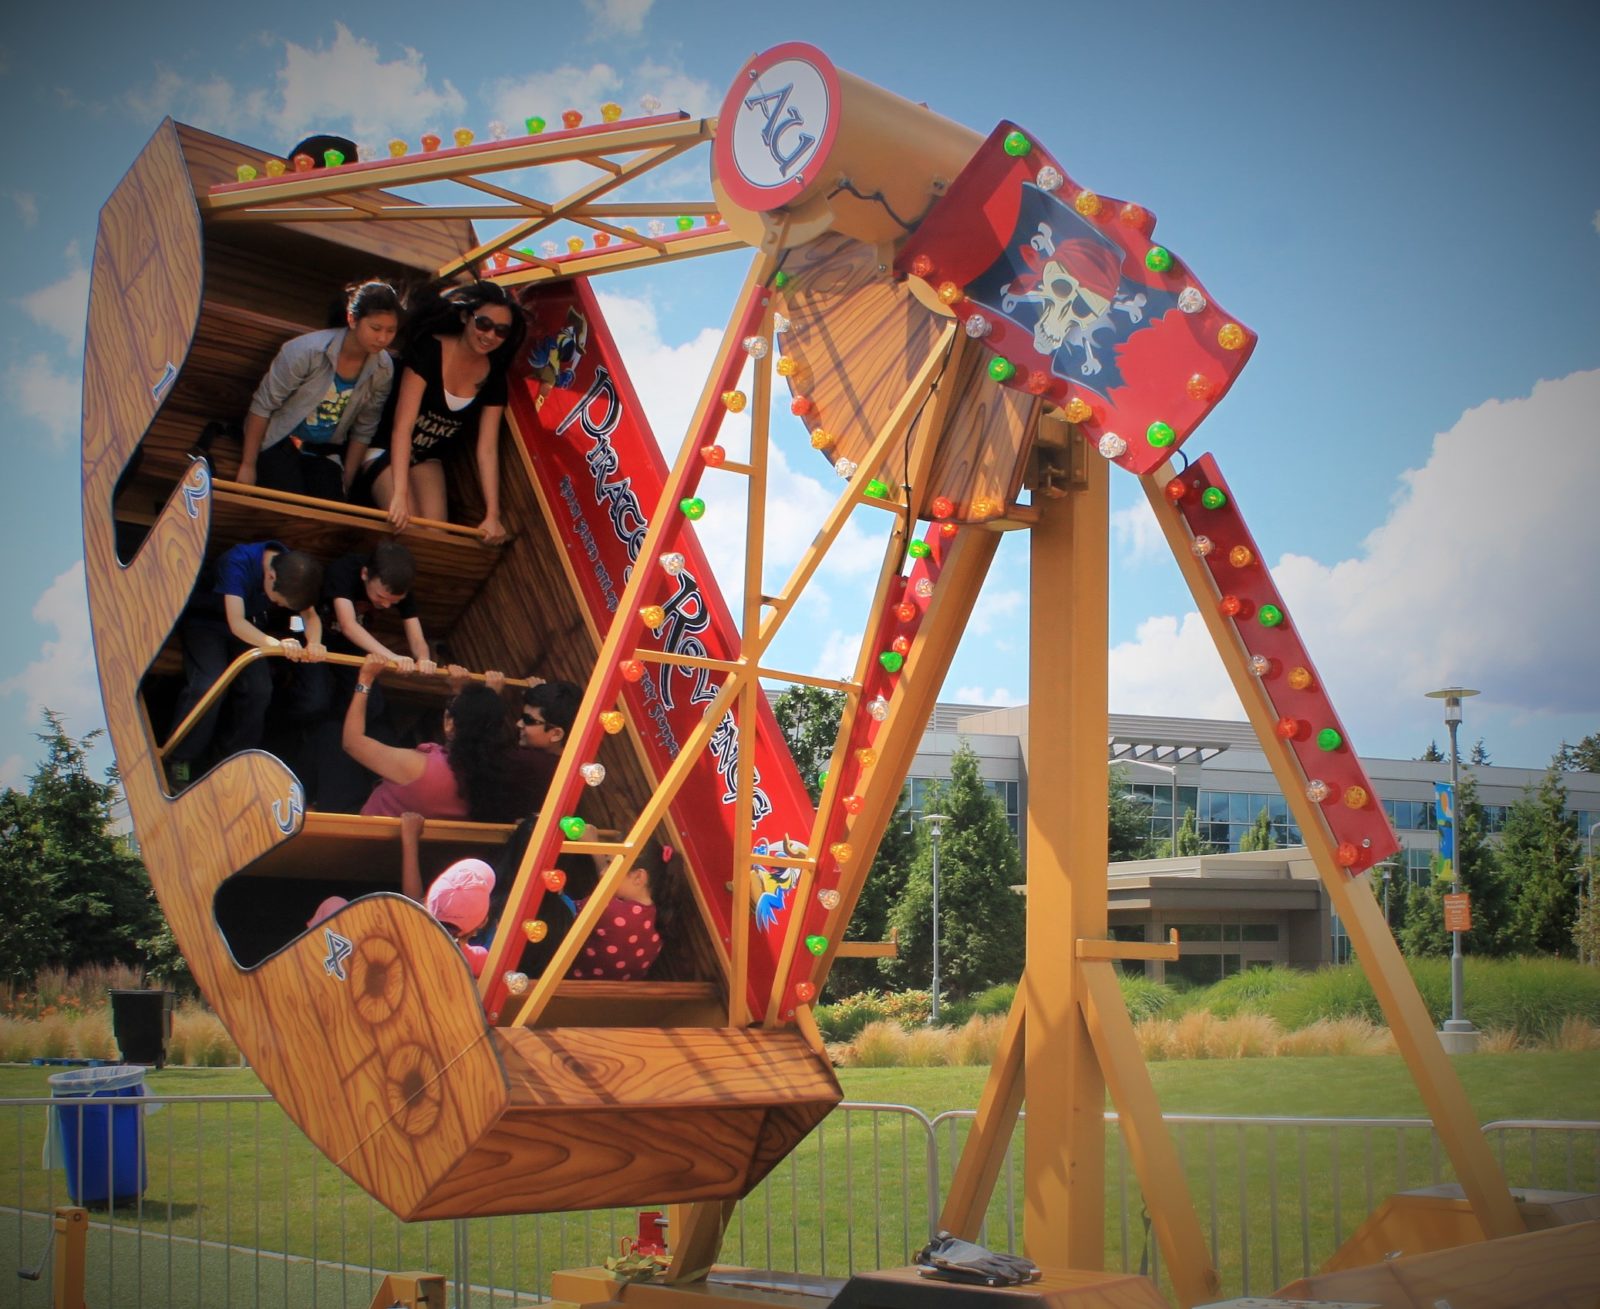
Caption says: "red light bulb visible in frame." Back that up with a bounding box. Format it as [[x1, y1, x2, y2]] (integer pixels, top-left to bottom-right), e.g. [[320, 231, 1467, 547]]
[[620, 660, 644, 683], [701, 443, 726, 467], [843, 794, 864, 815], [896, 601, 917, 622], [1335, 842, 1360, 868], [930, 496, 954, 519], [908, 254, 934, 279], [1219, 595, 1244, 618], [1275, 716, 1301, 740], [891, 635, 910, 656], [1163, 479, 1190, 505]]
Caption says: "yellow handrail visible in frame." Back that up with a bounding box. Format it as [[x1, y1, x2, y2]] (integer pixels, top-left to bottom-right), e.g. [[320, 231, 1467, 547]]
[[157, 649, 532, 760]]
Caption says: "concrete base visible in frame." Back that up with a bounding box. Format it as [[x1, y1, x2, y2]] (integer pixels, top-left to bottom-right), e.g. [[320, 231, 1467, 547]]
[[1438, 1027, 1481, 1054]]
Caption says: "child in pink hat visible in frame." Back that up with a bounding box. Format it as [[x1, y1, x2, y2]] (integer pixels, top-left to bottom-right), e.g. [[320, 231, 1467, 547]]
[[400, 812, 496, 976]]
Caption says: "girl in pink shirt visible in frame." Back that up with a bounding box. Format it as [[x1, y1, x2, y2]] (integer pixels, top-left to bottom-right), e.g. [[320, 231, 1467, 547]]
[[568, 837, 673, 981]]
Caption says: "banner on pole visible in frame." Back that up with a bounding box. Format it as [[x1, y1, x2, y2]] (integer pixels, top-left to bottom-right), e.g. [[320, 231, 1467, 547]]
[[1436, 781, 1455, 879]]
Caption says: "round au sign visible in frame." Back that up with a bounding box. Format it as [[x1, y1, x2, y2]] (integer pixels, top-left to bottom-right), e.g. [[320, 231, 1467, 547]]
[[715, 42, 841, 213]]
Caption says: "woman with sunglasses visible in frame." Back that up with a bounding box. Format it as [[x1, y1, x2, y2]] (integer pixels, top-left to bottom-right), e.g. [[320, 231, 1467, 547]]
[[354, 279, 526, 544]]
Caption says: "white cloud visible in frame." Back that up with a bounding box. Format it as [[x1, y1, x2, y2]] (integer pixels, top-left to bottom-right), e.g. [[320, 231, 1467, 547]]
[[630, 59, 718, 117], [1111, 495, 1163, 565], [1593, 209, 1600, 236], [4, 351, 81, 448], [966, 584, 1025, 637], [1109, 611, 1239, 719], [273, 26, 464, 143], [592, 287, 881, 613], [0, 561, 103, 733], [7, 190, 37, 227], [124, 68, 270, 139], [18, 250, 88, 352], [583, 0, 654, 36], [0, 756, 23, 791], [1104, 369, 1600, 746], [810, 629, 864, 683], [952, 685, 1021, 707]]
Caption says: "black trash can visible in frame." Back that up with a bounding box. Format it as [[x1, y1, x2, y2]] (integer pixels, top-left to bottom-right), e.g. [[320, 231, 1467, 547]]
[[107, 989, 176, 1068]]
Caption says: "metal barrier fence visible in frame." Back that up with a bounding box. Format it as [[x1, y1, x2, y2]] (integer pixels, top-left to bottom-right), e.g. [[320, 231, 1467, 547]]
[[3, 1092, 1595, 1308]]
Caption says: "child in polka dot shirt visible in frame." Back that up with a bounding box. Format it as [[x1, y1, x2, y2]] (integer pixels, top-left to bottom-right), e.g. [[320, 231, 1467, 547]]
[[568, 836, 672, 980]]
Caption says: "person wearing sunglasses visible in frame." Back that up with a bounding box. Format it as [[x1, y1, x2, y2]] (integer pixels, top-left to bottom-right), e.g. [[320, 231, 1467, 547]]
[[353, 279, 526, 544]]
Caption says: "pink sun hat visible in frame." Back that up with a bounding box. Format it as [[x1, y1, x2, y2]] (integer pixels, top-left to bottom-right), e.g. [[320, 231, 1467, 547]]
[[425, 859, 495, 935]]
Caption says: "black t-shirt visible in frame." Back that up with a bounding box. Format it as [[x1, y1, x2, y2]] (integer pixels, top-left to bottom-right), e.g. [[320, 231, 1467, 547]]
[[319, 552, 418, 655], [377, 334, 508, 465]]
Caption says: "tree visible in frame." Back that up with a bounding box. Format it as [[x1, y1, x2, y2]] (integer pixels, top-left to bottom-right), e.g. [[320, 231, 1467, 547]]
[[1154, 808, 1214, 858], [5, 712, 158, 971], [1469, 738, 1492, 766], [1419, 741, 1445, 763], [0, 789, 58, 988], [828, 783, 916, 998], [1238, 806, 1277, 852], [1554, 733, 1600, 775], [1107, 766, 1155, 863], [1499, 768, 1582, 955], [1398, 771, 1510, 957], [771, 686, 845, 804], [882, 742, 1025, 1000]]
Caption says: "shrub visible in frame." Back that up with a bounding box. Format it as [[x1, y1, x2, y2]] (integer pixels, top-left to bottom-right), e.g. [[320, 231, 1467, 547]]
[[972, 983, 1016, 1018], [1274, 1018, 1392, 1058], [168, 1003, 238, 1067], [898, 1027, 950, 1068], [1476, 1028, 1524, 1055], [1119, 973, 1178, 1022], [1549, 1016, 1600, 1052], [70, 1010, 118, 1061], [849, 1021, 909, 1068], [814, 991, 889, 1043], [1188, 966, 1302, 1019], [35, 1014, 73, 1059], [0, 1016, 39, 1063], [880, 990, 932, 1028], [946, 1016, 1006, 1066]]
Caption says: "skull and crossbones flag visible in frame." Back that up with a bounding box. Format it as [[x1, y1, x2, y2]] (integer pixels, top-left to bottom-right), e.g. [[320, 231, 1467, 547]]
[[897, 121, 1255, 475]]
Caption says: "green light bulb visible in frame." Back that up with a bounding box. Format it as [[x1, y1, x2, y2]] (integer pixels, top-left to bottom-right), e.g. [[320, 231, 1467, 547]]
[[879, 651, 904, 673], [907, 540, 932, 559], [773, 270, 790, 289], [865, 479, 889, 498], [679, 497, 705, 520], [1316, 728, 1343, 752], [1145, 245, 1173, 273], [805, 934, 829, 956], [675, 215, 694, 231], [1201, 487, 1228, 510], [560, 816, 585, 839], [988, 356, 1017, 382], [1146, 421, 1175, 448], [1002, 131, 1032, 157], [1258, 604, 1284, 628], [525, 116, 546, 135]]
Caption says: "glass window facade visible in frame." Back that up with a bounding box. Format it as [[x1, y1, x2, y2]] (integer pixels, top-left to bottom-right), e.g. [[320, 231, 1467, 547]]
[[906, 775, 1021, 839]]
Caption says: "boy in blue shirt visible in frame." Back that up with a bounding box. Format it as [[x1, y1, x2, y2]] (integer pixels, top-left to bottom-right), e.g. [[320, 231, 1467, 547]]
[[167, 541, 324, 780]]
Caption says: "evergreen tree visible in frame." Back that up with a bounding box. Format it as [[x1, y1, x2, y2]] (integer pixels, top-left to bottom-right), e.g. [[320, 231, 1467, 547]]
[[18, 712, 157, 968], [0, 788, 58, 986], [1398, 771, 1509, 957], [1238, 806, 1277, 852], [1554, 733, 1600, 775], [1419, 741, 1445, 763], [772, 686, 845, 803], [1107, 766, 1155, 862], [882, 743, 1025, 999], [1469, 738, 1492, 766], [1154, 808, 1214, 858], [828, 784, 915, 997], [1499, 768, 1582, 955]]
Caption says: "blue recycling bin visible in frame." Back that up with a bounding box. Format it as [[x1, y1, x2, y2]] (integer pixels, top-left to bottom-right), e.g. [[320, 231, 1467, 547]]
[[48, 1065, 149, 1205]]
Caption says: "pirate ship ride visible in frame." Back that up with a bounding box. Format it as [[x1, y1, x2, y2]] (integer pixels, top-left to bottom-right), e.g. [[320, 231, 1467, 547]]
[[83, 40, 1593, 1307]]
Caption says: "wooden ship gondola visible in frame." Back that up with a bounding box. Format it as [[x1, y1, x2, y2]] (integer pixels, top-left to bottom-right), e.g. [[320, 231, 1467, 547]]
[[84, 41, 1595, 1308]]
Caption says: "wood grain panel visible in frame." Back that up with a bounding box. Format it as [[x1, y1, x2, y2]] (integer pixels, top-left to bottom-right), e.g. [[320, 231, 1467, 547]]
[[774, 234, 940, 489], [922, 343, 1040, 519]]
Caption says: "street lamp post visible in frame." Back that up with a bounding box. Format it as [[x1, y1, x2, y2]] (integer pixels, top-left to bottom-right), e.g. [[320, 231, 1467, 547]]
[[1584, 822, 1599, 967], [922, 813, 950, 1022], [1426, 686, 1479, 1040]]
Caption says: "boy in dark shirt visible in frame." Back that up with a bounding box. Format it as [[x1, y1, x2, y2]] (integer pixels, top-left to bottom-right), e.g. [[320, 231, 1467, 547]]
[[168, 541, 324, 777], [302, 539, 434, 810]]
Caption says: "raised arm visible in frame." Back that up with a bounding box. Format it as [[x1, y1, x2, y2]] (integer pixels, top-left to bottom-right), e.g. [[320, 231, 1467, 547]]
[[385, 368, 426, 531], [341, 654, 428, 785], [474, 405, 508, 545]]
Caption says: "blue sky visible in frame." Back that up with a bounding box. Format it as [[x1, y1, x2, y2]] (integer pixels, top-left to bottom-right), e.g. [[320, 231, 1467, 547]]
[[1, 0, 1597, 789]]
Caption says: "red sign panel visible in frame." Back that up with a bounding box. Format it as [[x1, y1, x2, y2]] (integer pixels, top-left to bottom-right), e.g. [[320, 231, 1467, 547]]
[[1168, 454, 1399, 875], [503, 278, 817, 1020], [1443, 892, 1472, 933], [896, 121, 1255, 476]]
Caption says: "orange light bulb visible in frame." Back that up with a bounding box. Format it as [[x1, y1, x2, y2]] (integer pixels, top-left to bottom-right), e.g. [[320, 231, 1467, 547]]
[[1343, 786, 1370, 810], [1228, 545, 1253, 568], [1287, 666, 1314, 691]]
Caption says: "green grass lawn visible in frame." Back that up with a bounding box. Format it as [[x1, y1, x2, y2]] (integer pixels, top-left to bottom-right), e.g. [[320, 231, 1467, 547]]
[[1, 1054, 1597, 1306]]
